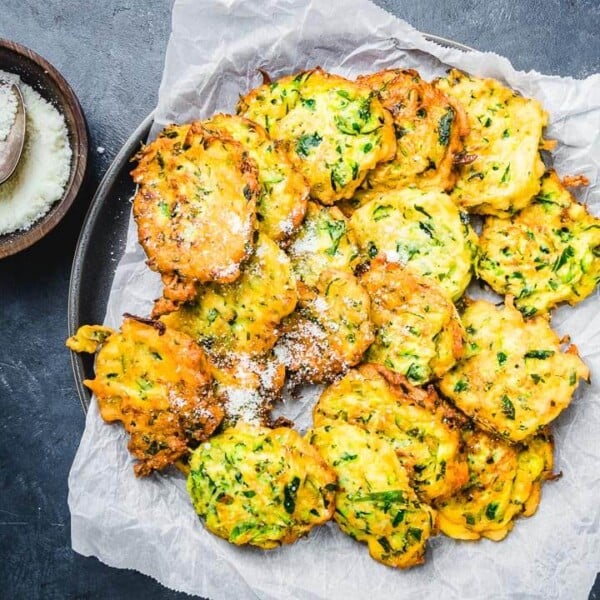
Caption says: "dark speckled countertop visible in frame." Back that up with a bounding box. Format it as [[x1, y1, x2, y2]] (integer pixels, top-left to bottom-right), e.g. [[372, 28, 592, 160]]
[[0, 1, 598, 598]]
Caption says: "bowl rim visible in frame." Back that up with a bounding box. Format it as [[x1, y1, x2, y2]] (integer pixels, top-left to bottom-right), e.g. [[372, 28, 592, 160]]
[[0, 37, 89, 259]]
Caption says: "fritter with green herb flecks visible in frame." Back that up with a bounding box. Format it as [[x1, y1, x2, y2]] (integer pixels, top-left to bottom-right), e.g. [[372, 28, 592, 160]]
[[357, 68, 469, 193], [314, 364, 469, 502], [160, 233, 297, 356], [77, 316, 223, 476], [237, 68, 396, 204], [203, 114, 309, 244], [187, 423, 336, 548], [349, 187, 477, 300], [276, 270, 374, 384], [360, 259, 466, 384], [207, 351, 285, 427], [435, 69, 548, 217], [132, 122, 260, 312], [438, 297, 589, 443], [309, 422, 436, 568], [286, 201, 360, 288], [477, 170, 600, 316], [435, 427, 554, 541]]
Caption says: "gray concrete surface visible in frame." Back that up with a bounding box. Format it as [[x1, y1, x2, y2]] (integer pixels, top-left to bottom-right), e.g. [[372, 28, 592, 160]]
[[0, 1, 598, 598]]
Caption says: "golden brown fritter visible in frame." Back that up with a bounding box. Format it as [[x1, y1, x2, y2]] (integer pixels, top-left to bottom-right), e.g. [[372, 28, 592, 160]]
[[286, 201, 361, 287], [203, 114, 309, 243], [80, 316, 223, 476], [276, 270, 374, 384], [314, 364, 469, 502], [187, 423, 336, 548], [358, 68, 468, 193], [160, 233, 297, 356], [309, 423, 436, 568], [435, 427, 554, 541], [438, 297, 589, 443], [237, 67, 396, 204], [477, 170, 600, 316], [435, 69, 548, 216], [207, 351, 285, 427], [132, 122, 260, 311], [360, 259, 466, 384], [348, 187, 478, 300]]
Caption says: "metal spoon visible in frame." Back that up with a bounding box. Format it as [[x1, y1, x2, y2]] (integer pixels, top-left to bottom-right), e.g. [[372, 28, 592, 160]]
[[0, 80, 26, 184]]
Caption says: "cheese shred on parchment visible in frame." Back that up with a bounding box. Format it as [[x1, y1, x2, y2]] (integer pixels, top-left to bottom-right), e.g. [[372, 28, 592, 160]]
[[0, 70, 72, 235]]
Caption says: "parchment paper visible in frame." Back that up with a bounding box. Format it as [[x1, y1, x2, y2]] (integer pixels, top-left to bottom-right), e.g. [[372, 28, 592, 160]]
[[68, 1, 600, 598]]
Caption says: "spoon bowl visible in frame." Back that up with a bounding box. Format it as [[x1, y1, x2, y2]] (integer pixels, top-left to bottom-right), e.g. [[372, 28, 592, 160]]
[[0, 80, 26, 184]]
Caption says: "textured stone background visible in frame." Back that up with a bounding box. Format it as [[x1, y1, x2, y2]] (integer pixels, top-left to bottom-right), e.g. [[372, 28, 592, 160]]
[[0, 1, 598, 598]]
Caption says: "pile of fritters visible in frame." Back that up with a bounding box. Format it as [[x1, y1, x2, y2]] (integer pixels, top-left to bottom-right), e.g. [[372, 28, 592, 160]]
[[67, 65, 598, 568]]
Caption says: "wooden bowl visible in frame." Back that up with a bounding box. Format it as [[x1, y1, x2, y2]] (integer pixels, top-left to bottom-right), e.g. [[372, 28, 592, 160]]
[[0, 39, 88, 258]]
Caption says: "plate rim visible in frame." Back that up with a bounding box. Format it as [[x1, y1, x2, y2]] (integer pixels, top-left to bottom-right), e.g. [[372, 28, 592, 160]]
[[67, 33, 474, 413]]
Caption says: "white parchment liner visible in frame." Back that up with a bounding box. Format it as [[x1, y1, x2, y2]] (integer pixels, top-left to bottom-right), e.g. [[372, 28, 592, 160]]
[[69, 1, 600, 598]]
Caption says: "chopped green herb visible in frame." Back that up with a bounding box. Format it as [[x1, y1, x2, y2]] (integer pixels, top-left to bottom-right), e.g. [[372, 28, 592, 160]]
[[454, 379, 469, 393], [485, 502, 499, 520], [414, 204, 432, 219], [373, 204, 393, 221], [524, 350, 555, 359], [418, 220, 435, 238], [497, 351, 507, 366], [501, 395, 515, 420], [438, 108, 454, 146], [324, 219, 346, 256], [552, 245, 575, 272], [295, 132, 323, 158], [283, 476, 301, 514], [301, 97, 316, 110], [392, 510, 405, 527]]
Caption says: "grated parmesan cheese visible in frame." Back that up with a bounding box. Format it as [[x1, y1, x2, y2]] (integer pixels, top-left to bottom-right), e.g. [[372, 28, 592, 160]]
[[0, 70, 72, 235]]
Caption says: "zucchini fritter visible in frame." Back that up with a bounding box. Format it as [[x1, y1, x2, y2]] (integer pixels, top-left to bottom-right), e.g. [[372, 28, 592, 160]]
[[435, 69, 548, 216], [309, 423, 435, 568], [187, 423, 336, 548], [358, 68, 468, 192], [435, 428, 554, 541], [161, 234, 297, 356], [360, 259, 466, 384], [276, 270, 374, 384], [349, 188, 477, 300], [286, 201, 360, 287], [438, 297, 589, 443], [203, 114, 309, 243], [478, 170, 600, 316], [82, 317, 223, 476], [208, 352, 285, 427], [237, 68, 396, 204], [132, 122, 260, 311], [314, 365, 469, 502]]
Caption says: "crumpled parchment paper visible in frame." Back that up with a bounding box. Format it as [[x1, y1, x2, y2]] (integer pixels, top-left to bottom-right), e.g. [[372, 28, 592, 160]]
[[68, 1, 600, 598]]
